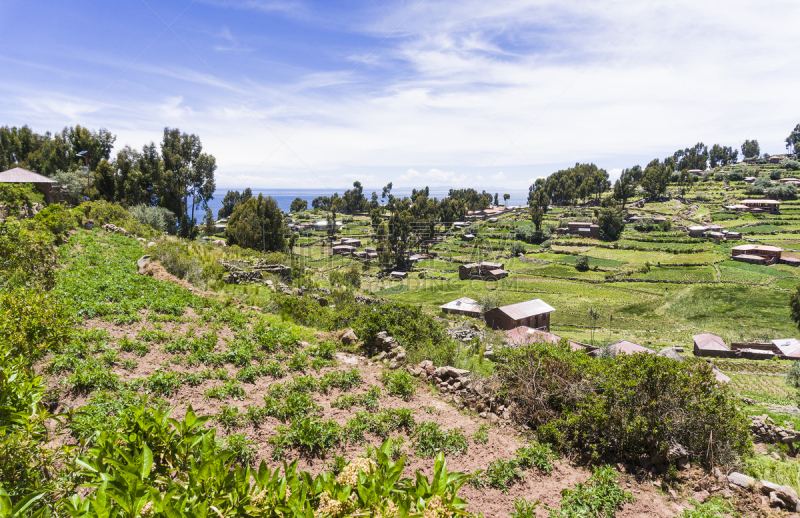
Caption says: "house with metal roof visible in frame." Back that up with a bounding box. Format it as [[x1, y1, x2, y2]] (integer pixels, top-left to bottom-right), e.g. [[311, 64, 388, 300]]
[[439, 297, 482, 318], [731, 244, 783, 265], [692, 333, 730, 357], [772, 338, 800, 358], [485, 299, 555, 331], [0, 167, 58, 204]]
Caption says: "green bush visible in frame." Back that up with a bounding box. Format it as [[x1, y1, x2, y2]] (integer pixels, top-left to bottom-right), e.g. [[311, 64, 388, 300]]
[[495, 341, 751, 465], [0, 183, 44, 209], [129, 204, 175, 234], [33, 203, 77, 243], [381, 370, 417, 401], [149, 239, 201, 280], [510, 241, 526, 256], [574, 255, 589, 272], [413, 422, 468, 458]]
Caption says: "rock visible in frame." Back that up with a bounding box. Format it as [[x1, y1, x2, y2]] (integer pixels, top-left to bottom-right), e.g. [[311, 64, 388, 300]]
[[722, 489, 734, 499], [760, 480, 798, 507], [677, 458, 690, 471], [433, 367, 449, 379], [713, 467, 725, 482], [771, 452, 781, 460], [487, 412, 500, 425], [668, 489, 677, 499], [693, 490, 710, 504], [727, 472, 755, 491], [769, 492, 784, 507], [479, 412, 487, 419], [136, 255, 151, 272], [657, 347, 684, 362], [419, 360, 433, 370], [389, 361, 398, 370], [451, 382, 462, 391], [341, 329, 358, 345]]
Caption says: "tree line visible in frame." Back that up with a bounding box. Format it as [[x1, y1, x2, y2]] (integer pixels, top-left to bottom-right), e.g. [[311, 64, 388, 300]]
[[0, 125, 216, 237]]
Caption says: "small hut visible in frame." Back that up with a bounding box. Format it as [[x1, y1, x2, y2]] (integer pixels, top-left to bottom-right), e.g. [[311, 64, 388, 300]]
[[0, 167, 58, 204]]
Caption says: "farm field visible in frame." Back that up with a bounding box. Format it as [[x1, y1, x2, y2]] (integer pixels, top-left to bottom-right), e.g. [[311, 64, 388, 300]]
[[39, 229, 684, 517]]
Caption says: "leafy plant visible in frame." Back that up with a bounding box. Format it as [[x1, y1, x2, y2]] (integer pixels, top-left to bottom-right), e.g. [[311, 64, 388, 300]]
[[413, 422, 468, 458], [548, 465, 634, 518], [381, 369, 417, 401], [473, 424, 490, 445]]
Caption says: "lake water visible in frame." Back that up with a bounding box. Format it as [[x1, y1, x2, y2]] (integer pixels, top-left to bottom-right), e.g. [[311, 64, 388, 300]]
[[206, 188, 532, 215]]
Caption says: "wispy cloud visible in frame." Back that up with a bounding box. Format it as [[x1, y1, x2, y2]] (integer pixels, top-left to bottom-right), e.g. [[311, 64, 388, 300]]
[[3, 0, 800, 191]]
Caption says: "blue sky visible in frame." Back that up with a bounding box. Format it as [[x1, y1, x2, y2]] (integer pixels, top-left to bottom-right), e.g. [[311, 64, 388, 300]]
[[2, 0, 800, 192]]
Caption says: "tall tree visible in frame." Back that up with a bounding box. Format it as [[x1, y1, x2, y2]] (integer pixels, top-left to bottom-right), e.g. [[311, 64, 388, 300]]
[[225, 194, 286, 252], [503, 193, 510, 206], [290, 198, 308, 213], [159, 127, 212, 223], [741, 139, 760, 159], [640, 159, 670, 199], [786, 124, 800, 155], [218, 189, 252, 219]]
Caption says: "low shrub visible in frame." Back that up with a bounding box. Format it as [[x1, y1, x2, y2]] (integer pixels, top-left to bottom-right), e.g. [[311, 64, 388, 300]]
[[495, 341, 751, 466], [381, 369, 417, 400], [413, 422, 468, 458]]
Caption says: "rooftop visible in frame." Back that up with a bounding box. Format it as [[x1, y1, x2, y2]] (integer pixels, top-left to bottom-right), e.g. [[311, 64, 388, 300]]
[[0, 167, 57, 183], [731, 244, 783, 253], [693, 333, 728, 351], [606, 340, 655, 355], [439, 297, 482, 314], [740, 199, 782, 204], [494, 299, 555, 320]]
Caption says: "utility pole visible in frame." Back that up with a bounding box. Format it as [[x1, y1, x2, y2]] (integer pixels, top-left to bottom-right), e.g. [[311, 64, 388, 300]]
[[76, 151, 90, 200]]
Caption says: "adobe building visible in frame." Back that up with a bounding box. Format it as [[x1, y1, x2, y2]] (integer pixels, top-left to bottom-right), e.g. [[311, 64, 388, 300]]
[[439, 297, 482, 318], [485, 299, 555, 331], [458, 261, 509, 281], [0, 167, 58, 204], [739, 199, 782, 213], [692, 333, 730, 358], [730, 244, 783, 265], [557, 221, 600, 239]]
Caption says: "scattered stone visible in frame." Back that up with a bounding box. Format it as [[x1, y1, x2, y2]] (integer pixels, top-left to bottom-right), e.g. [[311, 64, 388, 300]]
[[727, 472, 755, 491], [693, 490, 710, 504], [341, 329, 358, 345]]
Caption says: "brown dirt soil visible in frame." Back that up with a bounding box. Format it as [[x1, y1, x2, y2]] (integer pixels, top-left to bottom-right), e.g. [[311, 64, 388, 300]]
[[37, 309, 706, 518]]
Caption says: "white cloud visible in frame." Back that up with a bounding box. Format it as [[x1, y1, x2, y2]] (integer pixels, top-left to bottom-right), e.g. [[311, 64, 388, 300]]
[[399, 168, 467, 186], [3, 0, 800, 190]]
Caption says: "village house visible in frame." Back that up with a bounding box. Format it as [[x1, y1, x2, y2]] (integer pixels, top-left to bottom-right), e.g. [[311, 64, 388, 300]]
[[439, 297, 482, 318], [739, 199, 782, 213], [390, 271, 407, 280], [730, 244, 783, 265], [458, 261, 509, 281], [688, 169, 704, 176], [0, 167, 59, 204], [331, 245, 358, 256], [484, 299, 555, 331], [692, 333, 730, 357], [557, 221, 600, 239], [772, 338, 800, 359]]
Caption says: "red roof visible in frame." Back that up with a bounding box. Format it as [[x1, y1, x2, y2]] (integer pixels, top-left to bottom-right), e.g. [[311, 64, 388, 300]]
[[0, 167, 57, 183], [693, 333, 728, 351]]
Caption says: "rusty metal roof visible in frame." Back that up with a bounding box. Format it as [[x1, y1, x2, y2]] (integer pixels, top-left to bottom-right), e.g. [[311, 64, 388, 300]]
[[0, 167, 57, 183], [496, 299, 555, 320]]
